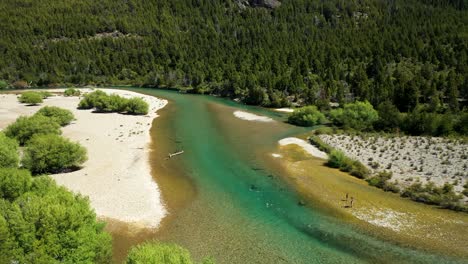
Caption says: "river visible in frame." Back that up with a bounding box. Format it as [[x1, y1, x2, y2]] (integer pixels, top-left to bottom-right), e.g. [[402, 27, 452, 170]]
[[111, 88, 467, 264]]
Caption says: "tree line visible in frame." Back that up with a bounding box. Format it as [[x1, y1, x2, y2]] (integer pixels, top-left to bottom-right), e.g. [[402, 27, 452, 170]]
[[0, 0, 466, 116]]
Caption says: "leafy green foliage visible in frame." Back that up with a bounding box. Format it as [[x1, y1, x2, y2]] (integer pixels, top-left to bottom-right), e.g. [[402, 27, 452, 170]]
[[288, 106, 326, 127], [126, 97, 149, 115], [125, 242, 214, 264], [39, 91, 53, 99], [78, 90, 149, 115], [366, 171, 400, 193], [0, 175, 112, 263], [326, 150, 369, 179], [330, 101, 378, 130], [4, 115, 61, 145], [0, 80, 7, 89], [35, 106, 75, 126], [0, 168, 32, 201], [0, 0, 465, 113], [64, 88, 81, 96], [126, 242, 193, 264], [78, 90, 107, 109], [402, 106, 456, 136], [18, 91, 43, 105], [22, 134, 87, 174], [0, 132, 19, 168], [374, 101, 402, 132], [402, 182, 466, 212]]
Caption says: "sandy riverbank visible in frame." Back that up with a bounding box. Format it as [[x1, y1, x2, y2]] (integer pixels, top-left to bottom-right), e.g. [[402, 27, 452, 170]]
[[0, 89, 167, 228], [233, 110, 273, 122], [278, 137, 328, 159]]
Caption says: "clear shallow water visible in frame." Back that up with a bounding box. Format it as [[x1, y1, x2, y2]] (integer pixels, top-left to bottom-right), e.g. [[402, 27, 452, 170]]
[[120, 88, 465, 264]]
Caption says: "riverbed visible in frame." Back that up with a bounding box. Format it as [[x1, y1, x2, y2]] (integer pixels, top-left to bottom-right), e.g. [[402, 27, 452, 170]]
[[111, 88, 468, 264]]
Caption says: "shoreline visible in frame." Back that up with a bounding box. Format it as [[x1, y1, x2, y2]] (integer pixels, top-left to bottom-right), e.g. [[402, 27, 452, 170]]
[[233, 110, 273, 122], [278, 137, 328, 159], [275, 143, 468, 259], [0, 88, 168, 228]]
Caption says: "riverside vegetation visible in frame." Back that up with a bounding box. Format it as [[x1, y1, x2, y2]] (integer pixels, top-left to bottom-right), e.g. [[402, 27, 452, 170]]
[[308, 134, 468, 212], [0, 0, 466, 112], [0, 95, 212, 263]]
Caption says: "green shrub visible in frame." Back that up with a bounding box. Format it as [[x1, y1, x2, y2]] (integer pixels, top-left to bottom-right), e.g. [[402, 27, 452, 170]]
[[35, 106, 75, 126], [374, 101, 402, 132], [308, 136, 333, 153], [326, 150, 369, 178], [78, 90, 149, 115], [78, 90, 107, 109], [326, 150, 348, 168], [402, 182, 465, 211], [94, 94, 128, 113], [64, 88, 81, 97], [23, 134, 87, 174], [0, 168, 32, 201], [126, 242, 193, 264], [125, 242, 214, 264], [329, 101, 379, 131], [349, 161, 370, 179], [4, 115, 61, 145], [366, 171, 400, 193], [126, 97, 149, 115], [0, 176, 112, 263], [0, 80, 7, 89], [0, 132, 19, 168], [288, 106, 326, 126], [18, 91, 43, 105], [39, 91, 53, 98]]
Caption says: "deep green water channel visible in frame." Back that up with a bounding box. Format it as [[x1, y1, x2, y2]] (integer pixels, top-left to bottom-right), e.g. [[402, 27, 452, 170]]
[[122, 88, 463, 264]]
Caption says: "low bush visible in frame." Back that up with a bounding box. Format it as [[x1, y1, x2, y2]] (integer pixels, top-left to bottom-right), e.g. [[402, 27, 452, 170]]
[[35, 106, 75, 126], [126, 242, 214, 264], [366, 171, 400, 193], [64, 88, 81, 97], [401, 182, 466, 211], [18, 91, 43, 105], [78, 90, 107, 109], [308, 136, 333, 153], [0, 168, 32, 201], [40, 91, 53, 98], [288, 106, 326, 127], [326, 150, 369, 178], [78, 90, 149, 115], [4, 115, 61, 145], [0, 132, 19, 168], [126, 97, 149, 115], [23, 134, 87, 174]]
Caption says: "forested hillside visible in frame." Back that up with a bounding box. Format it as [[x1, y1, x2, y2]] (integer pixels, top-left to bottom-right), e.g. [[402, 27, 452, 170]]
[[0, 0, 467, 110]]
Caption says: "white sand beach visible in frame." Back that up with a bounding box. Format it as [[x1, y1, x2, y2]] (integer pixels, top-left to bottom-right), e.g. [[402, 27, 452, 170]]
[[274, 108, 294, 113], [0, 89, 167, 228], [233, 110, 273, 122], [279, 137, 328, 159]]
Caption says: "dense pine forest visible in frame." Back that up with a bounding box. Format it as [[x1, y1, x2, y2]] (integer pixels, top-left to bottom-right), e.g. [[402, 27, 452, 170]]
[[0, 0, 467, 112]]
